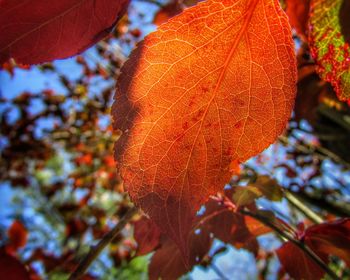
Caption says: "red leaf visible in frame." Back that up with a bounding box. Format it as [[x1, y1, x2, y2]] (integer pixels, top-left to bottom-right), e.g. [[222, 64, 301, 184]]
[[7, 220, 28, 253], [113, 0, 296, 258], [277, 218, 350, 279], [75, 153, 93, 166], [149, 238, 188, 280], [0, 0, 130, 65], [133, 217, 161, 256], [147, 196, 271, 279], [277, 242, 327, 280], [244, 216, 272, 237], [0, 251, 30, 280], [305, 218, 350, 267]]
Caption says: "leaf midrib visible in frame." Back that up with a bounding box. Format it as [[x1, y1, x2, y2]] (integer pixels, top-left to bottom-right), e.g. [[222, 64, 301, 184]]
[[168, 0, 260, 251], [1, 0, 87, 52]]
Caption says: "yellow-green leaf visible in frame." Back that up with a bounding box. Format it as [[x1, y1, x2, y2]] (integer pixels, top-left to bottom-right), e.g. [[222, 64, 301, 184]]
[[309, 0, 350, 101]]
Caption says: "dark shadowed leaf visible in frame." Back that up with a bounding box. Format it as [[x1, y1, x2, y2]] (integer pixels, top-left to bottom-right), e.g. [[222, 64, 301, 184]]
[[0, 0, 130, 65], [133, 217, 161, 256], [277, 218, 350, 279], [0, 251, 30, 280], [277, 242, 327, 280], [149, 238, 188, 280], [305, 218, 350, 266], [7, 220, 28, 253]]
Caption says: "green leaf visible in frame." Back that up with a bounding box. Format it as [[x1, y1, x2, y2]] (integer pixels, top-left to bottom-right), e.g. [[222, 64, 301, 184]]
[[232, 186, 262, 207], [253, 176, 283, 201]]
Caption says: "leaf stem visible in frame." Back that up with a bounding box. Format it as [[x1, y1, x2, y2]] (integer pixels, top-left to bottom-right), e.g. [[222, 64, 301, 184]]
[[239, 209, 341, 280], [68, 207, 138, 280]]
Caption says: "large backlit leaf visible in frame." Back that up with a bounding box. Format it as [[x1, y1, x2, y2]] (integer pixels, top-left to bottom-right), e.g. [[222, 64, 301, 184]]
[[113, 0, 296, 256]]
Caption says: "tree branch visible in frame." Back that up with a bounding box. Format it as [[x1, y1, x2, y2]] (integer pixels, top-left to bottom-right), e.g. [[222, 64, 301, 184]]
[[278, 135, 350, 170], [291, 191, 350, 218], [239, 209, 341, 280], [284, 190, 324, 224], [68, 207, 138, 280]]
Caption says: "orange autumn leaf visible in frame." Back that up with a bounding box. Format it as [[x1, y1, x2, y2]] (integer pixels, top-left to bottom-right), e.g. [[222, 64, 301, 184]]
[[113, 0, 296, 257], [75, 153, 93, 166], [244, 216, 272, 237], [103, 155, 116, 168]]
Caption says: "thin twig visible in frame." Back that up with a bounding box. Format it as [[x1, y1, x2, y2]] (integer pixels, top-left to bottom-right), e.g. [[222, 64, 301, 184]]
[[278, 135, 350, 170], [68, 207, 138, 280], [292, 191, 350, 218], [284, 190, 324, 224], [239, 209, 341, 280]]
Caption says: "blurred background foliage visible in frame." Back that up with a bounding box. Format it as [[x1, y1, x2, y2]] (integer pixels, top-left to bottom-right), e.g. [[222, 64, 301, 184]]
[[0, 0, 350, 279]]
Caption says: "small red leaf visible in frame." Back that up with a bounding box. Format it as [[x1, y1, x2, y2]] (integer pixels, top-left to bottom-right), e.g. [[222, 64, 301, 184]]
[[244, 216, 272, 237], [7, 220, 28, 253], [0, 0, 130, 65], [149, 238, 188, 280], [133, 217, 161, 256], [305, 218, 350, 267], [277, 218, 350, 279], [277, 242, 327, 280]]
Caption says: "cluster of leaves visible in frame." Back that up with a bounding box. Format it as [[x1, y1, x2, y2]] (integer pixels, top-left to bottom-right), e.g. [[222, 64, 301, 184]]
[[0, 0, 350, 279]]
